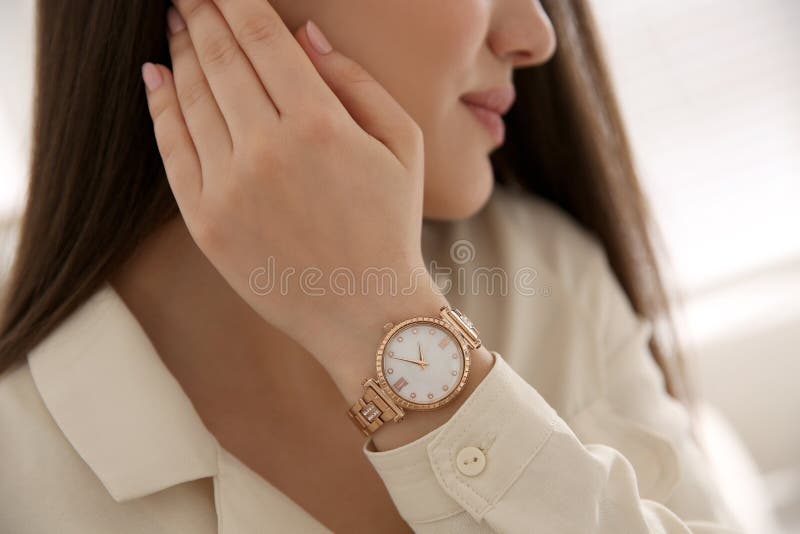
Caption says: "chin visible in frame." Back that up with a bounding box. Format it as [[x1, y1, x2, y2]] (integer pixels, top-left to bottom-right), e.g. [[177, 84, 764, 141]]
[[422, 165, 495, 221]]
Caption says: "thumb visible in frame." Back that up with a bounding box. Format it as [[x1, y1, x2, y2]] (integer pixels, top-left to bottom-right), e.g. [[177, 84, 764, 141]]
[[294, 20, 423, 169]]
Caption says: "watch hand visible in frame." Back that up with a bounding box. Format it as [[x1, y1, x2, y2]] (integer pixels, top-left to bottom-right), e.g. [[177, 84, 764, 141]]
[[390, 355, 428, 368], [417, 342, 427, 364]]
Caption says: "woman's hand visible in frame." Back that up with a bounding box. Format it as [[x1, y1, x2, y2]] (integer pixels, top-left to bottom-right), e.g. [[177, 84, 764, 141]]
[[141, 0, 447, 389]]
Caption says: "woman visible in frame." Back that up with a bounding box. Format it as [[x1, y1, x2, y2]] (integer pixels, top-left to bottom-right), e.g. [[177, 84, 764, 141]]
[[0, 0, 744, 532]]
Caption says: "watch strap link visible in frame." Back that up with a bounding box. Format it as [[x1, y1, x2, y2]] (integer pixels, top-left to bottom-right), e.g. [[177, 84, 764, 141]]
[[439, 306, 482, 349], [347, 378, 405, 436]]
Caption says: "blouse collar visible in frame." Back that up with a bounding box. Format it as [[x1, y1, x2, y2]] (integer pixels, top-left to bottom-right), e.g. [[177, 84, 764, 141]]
[[27, 281, 220, 502]]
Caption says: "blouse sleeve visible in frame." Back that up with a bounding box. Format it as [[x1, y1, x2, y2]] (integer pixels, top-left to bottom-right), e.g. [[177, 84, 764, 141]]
[[362, 245, 744, 533]]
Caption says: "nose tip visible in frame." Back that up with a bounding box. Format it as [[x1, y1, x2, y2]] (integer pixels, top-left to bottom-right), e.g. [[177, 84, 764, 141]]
[[507, 35, 556, 68], [516, 27, 557, 67], [490, 1, 558, 69]]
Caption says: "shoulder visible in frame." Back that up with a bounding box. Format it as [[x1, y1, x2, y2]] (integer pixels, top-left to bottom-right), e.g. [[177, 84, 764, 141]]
[[476, 185, 648, 360], [481, 185, 623, 312], [422, 183, 658, 416]]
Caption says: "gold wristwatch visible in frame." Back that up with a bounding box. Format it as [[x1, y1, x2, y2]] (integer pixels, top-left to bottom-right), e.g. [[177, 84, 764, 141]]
[[347, 305, 482, 436]]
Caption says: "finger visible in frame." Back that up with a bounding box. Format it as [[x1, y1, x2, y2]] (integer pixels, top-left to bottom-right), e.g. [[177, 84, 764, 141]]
[[171, 0, 279, 142], [167, 7, 232, 176], [142, 62, 202, 213], [295, 21, 423, 169], [209, 0, 342, 114]]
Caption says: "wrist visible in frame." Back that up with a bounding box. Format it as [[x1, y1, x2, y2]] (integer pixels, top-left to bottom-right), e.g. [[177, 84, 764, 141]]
[[369, 344, 495, 450], [308, 274, 450, 397], [329, 288, 493, 450]]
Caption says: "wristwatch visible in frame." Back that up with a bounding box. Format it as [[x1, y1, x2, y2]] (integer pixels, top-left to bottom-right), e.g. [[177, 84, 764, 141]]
[[347, 305, 482, 436]]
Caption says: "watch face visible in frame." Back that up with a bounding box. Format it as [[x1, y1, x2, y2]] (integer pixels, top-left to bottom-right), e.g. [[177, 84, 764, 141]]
[[379, 321, 467, 408]]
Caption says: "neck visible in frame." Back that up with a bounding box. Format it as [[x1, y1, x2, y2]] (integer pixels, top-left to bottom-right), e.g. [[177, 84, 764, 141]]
[[109, 216, 335, 423]]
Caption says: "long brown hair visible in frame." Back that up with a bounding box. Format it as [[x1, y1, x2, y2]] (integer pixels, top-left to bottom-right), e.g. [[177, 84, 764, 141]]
[[0, 0, 693, 405]]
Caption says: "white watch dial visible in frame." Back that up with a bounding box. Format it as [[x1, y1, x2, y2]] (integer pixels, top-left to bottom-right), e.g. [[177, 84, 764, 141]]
[[381, 322, 465, 405]]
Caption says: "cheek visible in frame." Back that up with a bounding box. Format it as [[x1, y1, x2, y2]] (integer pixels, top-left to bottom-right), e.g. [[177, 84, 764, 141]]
[[274, 1, 495, 219], [413, 3, 496, 220], [383, 1, 490, 119], [300, 1, 489, 120], [362, 2, 494, 220]]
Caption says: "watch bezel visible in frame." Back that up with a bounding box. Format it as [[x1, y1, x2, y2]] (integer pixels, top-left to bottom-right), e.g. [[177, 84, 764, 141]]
[[375, 316, 471, 411]]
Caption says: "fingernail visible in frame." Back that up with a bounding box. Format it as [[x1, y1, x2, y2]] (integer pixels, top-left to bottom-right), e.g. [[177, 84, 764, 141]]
[[167, 7, 186, 34], [305, 20, 332, 55], [142, 63, 163, 92]]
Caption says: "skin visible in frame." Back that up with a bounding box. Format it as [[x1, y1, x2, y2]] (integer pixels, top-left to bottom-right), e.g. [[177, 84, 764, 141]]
[[266, 0, 557, 220], [120, 0, 556, 531]]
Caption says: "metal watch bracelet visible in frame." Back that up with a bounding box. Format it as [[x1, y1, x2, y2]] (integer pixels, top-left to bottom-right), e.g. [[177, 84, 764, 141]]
[[347, 305, 481, 437]]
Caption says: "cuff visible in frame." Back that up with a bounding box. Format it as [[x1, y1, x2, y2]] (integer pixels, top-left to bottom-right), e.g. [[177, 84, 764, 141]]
[[363, 351, 558, 524]]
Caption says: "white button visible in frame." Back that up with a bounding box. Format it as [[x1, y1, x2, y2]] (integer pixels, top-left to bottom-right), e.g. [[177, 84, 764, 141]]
[[456, 446, 486, 476]]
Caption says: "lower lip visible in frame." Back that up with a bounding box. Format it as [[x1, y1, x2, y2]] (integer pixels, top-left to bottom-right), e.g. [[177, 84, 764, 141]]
[[462, 102, 505, 146]]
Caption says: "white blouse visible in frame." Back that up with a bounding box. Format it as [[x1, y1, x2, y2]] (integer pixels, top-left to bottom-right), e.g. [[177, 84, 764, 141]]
[[0, 186, 743, 532]]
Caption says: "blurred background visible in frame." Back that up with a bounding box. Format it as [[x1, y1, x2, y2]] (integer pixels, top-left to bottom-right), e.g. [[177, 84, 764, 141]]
[[1, 1, 798, 532], [590, 1, 799, 532]]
